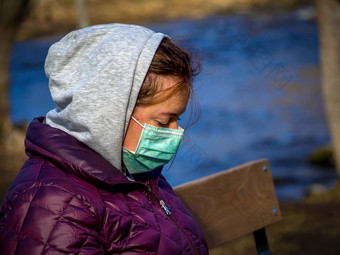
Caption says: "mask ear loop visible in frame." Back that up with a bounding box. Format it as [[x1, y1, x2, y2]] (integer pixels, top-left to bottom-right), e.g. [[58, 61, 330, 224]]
[[131, 116, 144, 128]]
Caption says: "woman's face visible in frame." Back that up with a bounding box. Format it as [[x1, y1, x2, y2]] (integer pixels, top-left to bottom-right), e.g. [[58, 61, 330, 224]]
[[122, 75, 189, 152]]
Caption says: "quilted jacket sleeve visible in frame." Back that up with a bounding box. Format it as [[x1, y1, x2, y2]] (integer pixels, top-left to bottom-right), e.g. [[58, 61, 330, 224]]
[[0, 184, 103, 255]]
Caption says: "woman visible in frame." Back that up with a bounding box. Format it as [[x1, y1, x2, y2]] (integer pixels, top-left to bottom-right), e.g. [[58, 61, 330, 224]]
[[0, 24, 208, 254]]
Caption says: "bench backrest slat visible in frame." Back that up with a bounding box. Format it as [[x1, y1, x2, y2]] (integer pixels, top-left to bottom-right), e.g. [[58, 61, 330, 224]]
[[174, 158, 281, 249]]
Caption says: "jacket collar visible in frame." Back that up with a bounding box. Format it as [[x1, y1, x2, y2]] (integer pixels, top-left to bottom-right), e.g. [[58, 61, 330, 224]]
[[25, 117, 148, 189]]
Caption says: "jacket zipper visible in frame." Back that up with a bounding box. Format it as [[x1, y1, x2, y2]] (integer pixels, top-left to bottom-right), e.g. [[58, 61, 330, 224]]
[[146, 186, 199, 255], [160, 200, 171, 215], [160, 199, 199, 255]]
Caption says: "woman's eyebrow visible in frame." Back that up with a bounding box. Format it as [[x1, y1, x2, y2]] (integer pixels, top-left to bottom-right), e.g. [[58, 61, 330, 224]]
[[158, 112, 178, 117], [158, 111, 184, 117]]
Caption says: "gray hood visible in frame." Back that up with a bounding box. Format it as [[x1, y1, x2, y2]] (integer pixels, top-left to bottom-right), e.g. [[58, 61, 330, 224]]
[[45, 23, 165, 170]]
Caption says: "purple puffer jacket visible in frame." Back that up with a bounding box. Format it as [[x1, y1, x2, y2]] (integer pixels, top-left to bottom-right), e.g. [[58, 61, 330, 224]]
[[0, 118, 208, 254]]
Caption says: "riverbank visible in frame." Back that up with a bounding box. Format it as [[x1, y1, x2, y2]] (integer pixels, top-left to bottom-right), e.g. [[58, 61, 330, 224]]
[[18, 0, 308, 39]]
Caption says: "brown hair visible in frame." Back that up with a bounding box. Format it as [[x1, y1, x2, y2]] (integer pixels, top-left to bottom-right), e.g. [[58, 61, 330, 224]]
[[137, 37, 201, 125]]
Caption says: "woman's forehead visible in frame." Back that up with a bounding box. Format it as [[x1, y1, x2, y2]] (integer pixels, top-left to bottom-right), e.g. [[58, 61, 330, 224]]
[[153, 92, 188, 115]]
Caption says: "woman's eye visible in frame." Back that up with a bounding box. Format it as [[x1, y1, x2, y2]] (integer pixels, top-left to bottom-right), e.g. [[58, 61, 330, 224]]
[[157, 121, 169, 128]]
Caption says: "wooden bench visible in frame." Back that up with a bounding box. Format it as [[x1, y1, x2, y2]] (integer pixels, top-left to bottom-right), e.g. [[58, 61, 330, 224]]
[[174, 158, 281, 254]]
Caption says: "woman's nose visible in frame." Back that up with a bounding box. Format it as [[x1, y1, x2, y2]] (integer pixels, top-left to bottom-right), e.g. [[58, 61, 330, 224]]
[[169, 121, 178, 130]]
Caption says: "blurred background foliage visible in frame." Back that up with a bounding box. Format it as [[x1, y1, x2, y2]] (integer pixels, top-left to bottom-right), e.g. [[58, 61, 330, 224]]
[[18, 0, 308, 39]]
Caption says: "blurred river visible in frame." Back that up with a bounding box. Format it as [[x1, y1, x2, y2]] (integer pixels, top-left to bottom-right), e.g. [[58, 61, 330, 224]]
[[10, 11, 337, 201]]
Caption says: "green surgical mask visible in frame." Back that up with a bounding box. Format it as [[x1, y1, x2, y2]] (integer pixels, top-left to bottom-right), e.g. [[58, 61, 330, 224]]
[[122, 116, 184, 174]]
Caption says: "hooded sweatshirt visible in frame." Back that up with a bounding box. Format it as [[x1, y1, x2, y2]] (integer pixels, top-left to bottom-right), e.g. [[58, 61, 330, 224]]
[[45, 23, 165, 171]]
